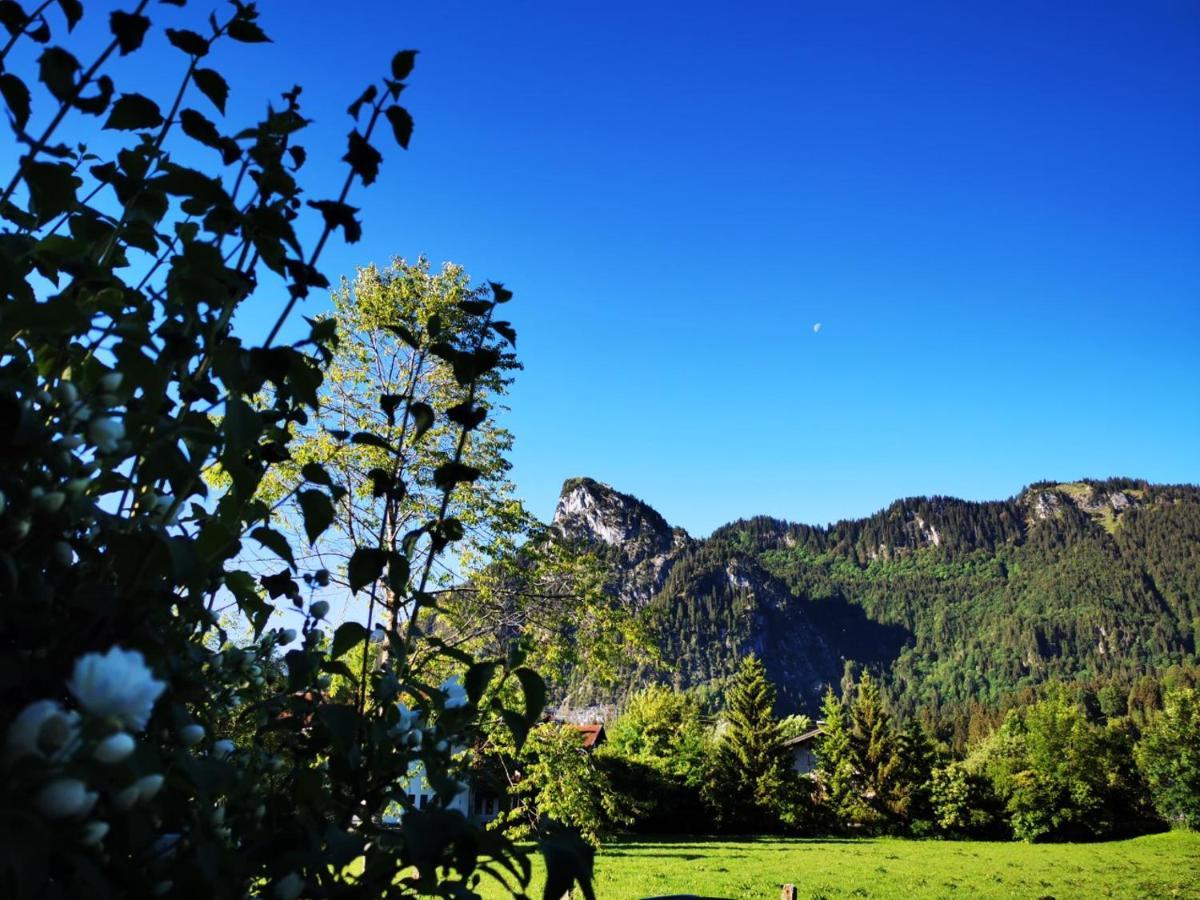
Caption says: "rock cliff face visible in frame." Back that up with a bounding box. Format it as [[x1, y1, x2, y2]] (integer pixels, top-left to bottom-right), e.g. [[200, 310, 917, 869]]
[[552, 477, 690, 608]]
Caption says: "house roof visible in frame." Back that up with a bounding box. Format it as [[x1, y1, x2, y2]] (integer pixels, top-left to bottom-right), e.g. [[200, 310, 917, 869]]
[[782, 726, 824, 748], [570, 723, 606, 749]]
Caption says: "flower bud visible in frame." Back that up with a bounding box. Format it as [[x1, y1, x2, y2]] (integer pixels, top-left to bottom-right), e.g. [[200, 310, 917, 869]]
[[274, 872, 305, 900], [134, 773, 165, 803], [56, 381, 78, 405], [112, 784, 140, 811], [211, 739, 235, 760], [87, 417, 125, 453], [93, 732, 136, 764], [179, 723, 205, 746], [80, 821, 110, 846], [309, 600, 329, 620], [36, 491, 65, 514], [36, 779, 97, 819]]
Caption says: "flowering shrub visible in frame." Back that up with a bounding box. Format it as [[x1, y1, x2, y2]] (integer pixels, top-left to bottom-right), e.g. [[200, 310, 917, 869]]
[[0, 2, 588, 897]]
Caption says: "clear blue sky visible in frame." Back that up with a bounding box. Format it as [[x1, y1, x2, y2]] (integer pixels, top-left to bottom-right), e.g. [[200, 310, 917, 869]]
[[107, 1, 1200, 534]]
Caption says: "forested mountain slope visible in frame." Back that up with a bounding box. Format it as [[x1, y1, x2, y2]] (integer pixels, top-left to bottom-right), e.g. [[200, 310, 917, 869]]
[[552, 477, 1200, 722]]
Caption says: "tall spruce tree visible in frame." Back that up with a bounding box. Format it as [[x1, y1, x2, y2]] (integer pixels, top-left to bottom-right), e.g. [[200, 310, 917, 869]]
[[703, 654, 792, 831]]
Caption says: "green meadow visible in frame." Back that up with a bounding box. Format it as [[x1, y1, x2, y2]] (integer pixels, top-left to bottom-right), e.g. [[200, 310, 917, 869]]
[[477, 831, 1200, 899]]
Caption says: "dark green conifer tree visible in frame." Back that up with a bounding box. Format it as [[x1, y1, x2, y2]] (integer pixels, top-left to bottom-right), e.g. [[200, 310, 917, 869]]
[[702, 654, 792, 831]]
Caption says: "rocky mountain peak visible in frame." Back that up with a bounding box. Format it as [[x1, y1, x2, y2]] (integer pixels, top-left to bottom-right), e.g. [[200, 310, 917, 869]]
[[553, 477, 681, 553], [552, 477, 689, 608]]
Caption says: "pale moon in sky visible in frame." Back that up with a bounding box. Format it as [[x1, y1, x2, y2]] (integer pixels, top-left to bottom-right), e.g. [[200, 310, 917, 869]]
[[813, 322, 822, 333]]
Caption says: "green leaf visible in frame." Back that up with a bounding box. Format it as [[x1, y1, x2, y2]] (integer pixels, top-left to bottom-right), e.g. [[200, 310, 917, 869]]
[[227, 17, 270, 43], [409, 402, 434, 439], [0, 73, 31, 131], [251, 526, 295, 568], [193, 67, 228, 114], [347, 547, 387, 593], [539, 827, 596, 900], [297, 489, 333, 545], [56, 0, 82, 30], [490, 282, 513, 304], [350, 431, 392, 452], [346, 85, 377, 121], [222, 396, 260, 458], [300, 462, 334, 488], [104, 92, 162, 130], [165, 27, 208, 56], [385, 105, 413, 149], [501, 708, 529, 750], [38, 46, 80, 102], [515, 667, 547, 724], [384, 322, 419, 348], [446, 401, 486, 431], [433, 462, 481, 491], [307, 199, 361, 243], [109, 10, 150, 54], [491, 320, 517, 347], [343, 129, 381, 185], [0, 1, 24, 36], [23, 160, 80, 219], [465, 661, 497, 705], [390, 49, 417, 80], [331, 622, 368, 660]]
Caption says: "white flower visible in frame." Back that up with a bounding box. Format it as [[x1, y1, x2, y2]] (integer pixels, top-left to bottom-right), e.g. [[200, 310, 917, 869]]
[[5, 700, 80, 763], [87, 416, 125, 453], [80, 821, 109, 846], [98, 372, 123, 392], [36, 779, 97, 818], [93, 732, 135, 764], [440, 676, 469, 710], [179, 723, 205, 746], [134, 773, 164, 803], [274, 872, 305, 900], [211, 739, 235, 759], [67, 646, 165, 731], [308, 600, 329, 620]]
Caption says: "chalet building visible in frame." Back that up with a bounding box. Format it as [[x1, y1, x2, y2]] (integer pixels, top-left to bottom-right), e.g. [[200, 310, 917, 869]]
[[784, 725, 824, 775]]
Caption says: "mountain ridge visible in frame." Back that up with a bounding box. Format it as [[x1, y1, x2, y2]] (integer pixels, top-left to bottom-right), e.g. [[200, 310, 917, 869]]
[[551, 475, 1200, 730]]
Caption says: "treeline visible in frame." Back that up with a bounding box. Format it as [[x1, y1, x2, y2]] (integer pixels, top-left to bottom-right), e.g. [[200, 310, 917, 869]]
[[522, 656, 1200, 844]]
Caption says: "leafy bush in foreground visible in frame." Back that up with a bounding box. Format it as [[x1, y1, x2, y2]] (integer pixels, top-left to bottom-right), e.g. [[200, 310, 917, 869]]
[[0, 2, 586, 897]]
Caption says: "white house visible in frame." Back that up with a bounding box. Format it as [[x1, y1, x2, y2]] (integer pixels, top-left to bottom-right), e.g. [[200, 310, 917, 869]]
[[784, 725, 824, 775]]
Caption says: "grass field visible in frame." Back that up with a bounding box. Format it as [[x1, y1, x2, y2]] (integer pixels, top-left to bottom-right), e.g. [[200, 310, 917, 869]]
[[478, 830, 1200, 899]]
